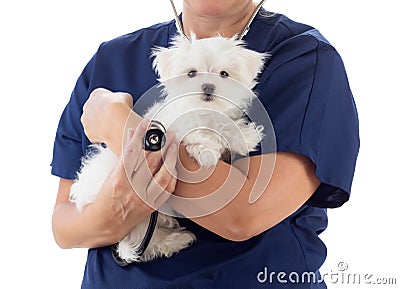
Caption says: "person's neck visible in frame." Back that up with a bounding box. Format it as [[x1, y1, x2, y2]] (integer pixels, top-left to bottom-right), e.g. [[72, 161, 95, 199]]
[[182, 2, 257, 39]]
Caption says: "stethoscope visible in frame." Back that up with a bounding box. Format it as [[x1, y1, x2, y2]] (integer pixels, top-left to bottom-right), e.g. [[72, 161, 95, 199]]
[[112, 0, 266, 266], [111, 121, 166, 266]]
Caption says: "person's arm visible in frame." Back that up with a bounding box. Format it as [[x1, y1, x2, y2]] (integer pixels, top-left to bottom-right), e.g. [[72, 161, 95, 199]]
[[52, 117, 178, 249], [52, 178, 152, 249], [85, 90, 320, 242], [174, 149, 319, 241]]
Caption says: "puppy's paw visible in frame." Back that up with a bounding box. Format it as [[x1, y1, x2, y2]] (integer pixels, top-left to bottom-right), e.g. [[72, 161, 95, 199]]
[[250, 124, 265, 150], [245, 124, 264, 152], [186, 144, 221, 167], [230, 123, 264, 155], [199, 148, 220, 167]]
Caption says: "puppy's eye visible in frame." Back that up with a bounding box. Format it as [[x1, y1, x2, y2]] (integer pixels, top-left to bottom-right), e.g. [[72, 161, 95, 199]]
[[220, 71, 229, 78], [187, 70, 197, 78]]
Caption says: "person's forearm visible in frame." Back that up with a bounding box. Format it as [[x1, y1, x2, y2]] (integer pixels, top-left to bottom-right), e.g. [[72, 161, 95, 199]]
[[171, 147, 264, 240], [172, 151, 319, 242], [52, 188, 154, 249], [52, 202, 119, 249], [52, 173, 155, 249]]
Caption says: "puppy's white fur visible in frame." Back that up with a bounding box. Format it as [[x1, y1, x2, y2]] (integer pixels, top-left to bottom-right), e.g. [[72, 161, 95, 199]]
[[70, 34, 267, 263]]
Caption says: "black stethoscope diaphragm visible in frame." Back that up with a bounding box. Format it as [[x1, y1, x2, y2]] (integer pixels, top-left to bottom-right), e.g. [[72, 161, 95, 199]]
[[143, 120, 166, 151]]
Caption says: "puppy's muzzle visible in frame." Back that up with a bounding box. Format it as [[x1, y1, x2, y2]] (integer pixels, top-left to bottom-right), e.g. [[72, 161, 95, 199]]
[[202, 83, 216, 102]]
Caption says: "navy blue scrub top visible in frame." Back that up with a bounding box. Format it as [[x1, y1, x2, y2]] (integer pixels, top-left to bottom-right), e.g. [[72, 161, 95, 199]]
[[51, 10, 359, 289]]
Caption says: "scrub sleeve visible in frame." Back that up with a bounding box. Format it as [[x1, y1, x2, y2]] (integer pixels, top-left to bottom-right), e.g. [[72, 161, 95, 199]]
[[254, 28, 359, 208], [50, 55, 95, 180]]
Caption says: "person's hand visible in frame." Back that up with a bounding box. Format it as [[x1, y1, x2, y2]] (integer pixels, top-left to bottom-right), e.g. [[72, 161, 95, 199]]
[[81, 88, 134, 144], [91, 119, 178, 243], [118, 118, 178, 210]]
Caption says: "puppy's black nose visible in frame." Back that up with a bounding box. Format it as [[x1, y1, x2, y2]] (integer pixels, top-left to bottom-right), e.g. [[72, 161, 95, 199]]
[[202, 83, 215, 95]]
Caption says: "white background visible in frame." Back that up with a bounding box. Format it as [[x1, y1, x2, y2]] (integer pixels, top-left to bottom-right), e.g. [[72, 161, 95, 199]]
[[0, 0, 399, 288]]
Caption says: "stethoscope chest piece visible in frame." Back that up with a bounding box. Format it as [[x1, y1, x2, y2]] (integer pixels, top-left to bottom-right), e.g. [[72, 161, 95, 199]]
[[143, 120, 166, 151]]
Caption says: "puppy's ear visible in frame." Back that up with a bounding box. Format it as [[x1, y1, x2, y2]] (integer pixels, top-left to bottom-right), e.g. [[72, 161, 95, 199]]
[[236, 46, 270, 87], [151, 46, 175, 81], [151, 34, 189, 81]]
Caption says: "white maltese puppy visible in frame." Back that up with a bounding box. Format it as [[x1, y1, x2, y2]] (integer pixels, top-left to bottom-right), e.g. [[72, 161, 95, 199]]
[[70, 34, 267, 263]]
